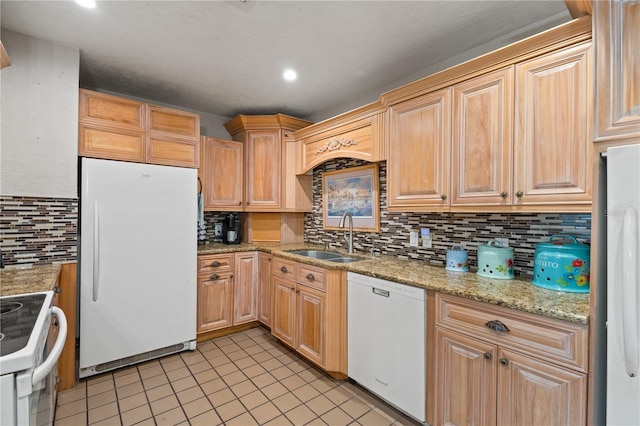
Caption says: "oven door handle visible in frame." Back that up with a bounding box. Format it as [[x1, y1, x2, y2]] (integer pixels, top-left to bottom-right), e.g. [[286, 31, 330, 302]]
[[32, 307, 67, 386]]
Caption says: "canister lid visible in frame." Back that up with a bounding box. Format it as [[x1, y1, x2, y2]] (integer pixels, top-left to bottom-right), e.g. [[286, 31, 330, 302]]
[[535, 235, 589, 252]]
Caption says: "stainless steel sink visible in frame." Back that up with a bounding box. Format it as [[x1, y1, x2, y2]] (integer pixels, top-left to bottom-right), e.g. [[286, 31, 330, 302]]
[[288, 250, 364, 263]]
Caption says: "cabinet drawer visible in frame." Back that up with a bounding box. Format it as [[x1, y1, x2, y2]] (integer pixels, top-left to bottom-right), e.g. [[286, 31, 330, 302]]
[[147, 104, 200, 141], [435, 293, 588, 372], [80, 89, 144, 130], [146, 136, 199, 168], [198, 254, 234, 273], [296, 264, 327, 292], [79, 125, 145, 162], [272, 258, 296, 279]]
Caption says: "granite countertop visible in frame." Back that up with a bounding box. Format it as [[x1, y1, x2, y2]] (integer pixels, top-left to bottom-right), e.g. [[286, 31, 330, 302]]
[[198, 242, 590, 325], [0, 263, 62, 297]]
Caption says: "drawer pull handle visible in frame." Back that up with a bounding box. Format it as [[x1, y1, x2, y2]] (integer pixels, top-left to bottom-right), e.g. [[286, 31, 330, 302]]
[[306, 273, 315, 281], [210, 273, 220, 280], [516, 191, 524, 198], [483, 352, 492, 361], [500, 191, 508, 198], [441, 194, 447, 201], [499, 358, 509, 366], [280, 266, 288, 273], [485, 320, 510, 333], [372, 288, 390, 297], [211, 261, 221, 267]]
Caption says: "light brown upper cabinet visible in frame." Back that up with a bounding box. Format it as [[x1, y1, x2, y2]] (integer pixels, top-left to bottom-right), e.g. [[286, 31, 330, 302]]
[[594, 1, 640, 142], [199, 137, 244, 211], [451, 67, 514, 208], [387, 88, 451, 212], [224, 114, 313, 212], [513, 42, 593, 210], [79, 89, 200, 168]]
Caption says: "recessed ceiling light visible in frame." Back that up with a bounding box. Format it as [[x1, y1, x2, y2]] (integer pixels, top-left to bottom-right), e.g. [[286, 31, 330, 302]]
[[75, 0, 97, 9], [283, 69, 297, 82]]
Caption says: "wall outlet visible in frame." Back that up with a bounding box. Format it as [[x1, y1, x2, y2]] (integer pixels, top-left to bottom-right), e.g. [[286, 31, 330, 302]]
[[495, 237, 509, 247], [409, 231, 419, 247]]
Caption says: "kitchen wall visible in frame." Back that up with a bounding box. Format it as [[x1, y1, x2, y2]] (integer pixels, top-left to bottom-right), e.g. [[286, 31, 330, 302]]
[[304, 159, 591, 278]]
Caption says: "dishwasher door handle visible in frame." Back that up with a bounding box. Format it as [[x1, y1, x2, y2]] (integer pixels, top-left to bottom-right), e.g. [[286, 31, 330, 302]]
[[372, 287, 390, 297]]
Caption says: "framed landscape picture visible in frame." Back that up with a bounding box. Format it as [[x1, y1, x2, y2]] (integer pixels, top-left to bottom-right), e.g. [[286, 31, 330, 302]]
[[322, 163, 380, 232]]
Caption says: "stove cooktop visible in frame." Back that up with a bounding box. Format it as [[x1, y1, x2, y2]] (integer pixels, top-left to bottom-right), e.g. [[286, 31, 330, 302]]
[[0, 293, 47, 357]]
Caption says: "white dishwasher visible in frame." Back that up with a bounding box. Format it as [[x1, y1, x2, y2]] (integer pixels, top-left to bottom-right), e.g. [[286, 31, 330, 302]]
[[347, 272, 426, 422]]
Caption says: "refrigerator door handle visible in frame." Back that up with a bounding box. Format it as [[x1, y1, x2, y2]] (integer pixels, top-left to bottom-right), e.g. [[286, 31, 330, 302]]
[[622, 206, 639, 377], [93, 201, 100, 302]]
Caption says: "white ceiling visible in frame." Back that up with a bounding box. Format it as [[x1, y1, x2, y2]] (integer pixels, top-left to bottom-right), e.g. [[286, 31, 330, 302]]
[[1, 1, 572, 121]]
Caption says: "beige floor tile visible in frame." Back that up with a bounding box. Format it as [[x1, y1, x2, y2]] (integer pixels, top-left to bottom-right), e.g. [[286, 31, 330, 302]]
[[221, 370, 247, 386], [287, 359, 310, 374], [227, 349, 250, 362], [243, 363, 267, 379], [230, 379, 258, 398], [170, 375, 198, 393], [217, 399, 247, 422], [181, 351, 206, 366], [216, 362, 239, 376], [240, 390, 269, 411], [225, 411, 259, 426], [245, 344, 265, 356], [161, 358, 186, 373], [220, 343, 243, 354], [270, 365, 295, 381], [234, 355, 258, 370], [196, 341, 216, 352], [88, 389, 117, 410], [321, 407, 353, 426], [57, 385, 87, 406], [145, 383, 174, 402], [88, 401, 119, 424], [201, 377, 228, 396], [87, 373, 112, 386], [214, 336, 234, 347], [209, 354, 232, 367], [88, 379, 115, 397], [188, 360, 211, 375], [310, 376, 338, 393], [292, 383, 321, 403], [189, 409, 222, 426], [137, 359, 161, 371], [263, 414, 294, 426], [55, 398, 87, 420], [307, 394, 337, 416], [284, 403, 317, 425], [393, 414, 421, 425], [114, 372, 140, 389], [272, 392, 302, 413], [340, 396, 371, 420], [237, 338, 255, 349], [132, 418, 155, 426], [115, 381, 144, 399], [54, 411, 88, 426], [121, 404, 153, 426], [281, 374, 305, 392], [153, 406, 187, 425], [253, 351, 275, 363], [231, 332, 251, 343], [267, 346, 289, 357], [176, 385, 205, 405], [325, 385, 356, 406], [201, 348, 224, 360], [182, 396, 213, 419], [261, 382, 288, 400], [358, 408, 394, 426], [276, 352, 299, 365], [208, 387, 236, 407], [251, 372, 277, 388], [142, 372, 169, 390], [150, 394, 180, 416], [138, 365, 164, 380], [118, 392, 148, 413], [89, 414, 121, 426], [194, 368, 218, 385], [305, 418, 329, 426], [113, 365, 137, 378], [260, 357, 284, 371], [250, 401, 281, 424], [165, 366, 190, 382], [373, 404, 402, 422], [297, 367, 323, 383]]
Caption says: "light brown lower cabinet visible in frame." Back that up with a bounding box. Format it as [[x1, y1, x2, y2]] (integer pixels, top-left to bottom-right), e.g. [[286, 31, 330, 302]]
[[257, 252, 273, 326], [271, 258, 346, 376], [434, 293, 588, 426]]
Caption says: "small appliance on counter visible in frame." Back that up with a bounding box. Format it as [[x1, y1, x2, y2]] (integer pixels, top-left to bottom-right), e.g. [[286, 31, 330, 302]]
[[477, 240, 514, 279], [222, 213, 242, 244], [446, 245, 469, 272], [532, 234, 590, 293]]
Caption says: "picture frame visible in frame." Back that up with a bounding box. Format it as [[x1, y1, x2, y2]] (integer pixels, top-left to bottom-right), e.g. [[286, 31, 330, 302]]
[[322, 163, 380, 232]]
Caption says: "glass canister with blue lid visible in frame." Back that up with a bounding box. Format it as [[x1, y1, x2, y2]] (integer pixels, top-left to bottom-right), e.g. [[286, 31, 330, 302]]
[[533, 234, 590, 293]]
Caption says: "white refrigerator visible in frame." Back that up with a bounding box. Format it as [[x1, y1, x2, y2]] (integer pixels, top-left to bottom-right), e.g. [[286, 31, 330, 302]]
[[606, 144, 640, 425], [79, 158, 197, 378]]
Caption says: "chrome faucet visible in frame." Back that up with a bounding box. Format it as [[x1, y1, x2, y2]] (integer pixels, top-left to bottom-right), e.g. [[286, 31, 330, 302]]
[[338, 211, 354, 254]]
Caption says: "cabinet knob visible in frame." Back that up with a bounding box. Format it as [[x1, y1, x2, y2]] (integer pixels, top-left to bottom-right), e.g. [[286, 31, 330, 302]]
[[280, 266, 288, 273], [296, 289, 300, 294], [306, 273, 315, 281], [441, 194, 447, 200], [485, 320, 510, 333], [54, 286, 61, 294], [290, 287, 295, 291], [483, 352, 492, 361], [211, 261, 221, 267], [238, 202, 242, 206], [230, 274, 234, 279], [210, 273, 220, 280], [516, 191, 523, 198], [500, 192, 508, 198], [499, 358, 509, 366]]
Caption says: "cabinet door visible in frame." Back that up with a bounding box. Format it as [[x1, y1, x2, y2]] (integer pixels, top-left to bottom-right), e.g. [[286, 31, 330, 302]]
[[197, 272, 233, 333], [245, 130, 281, 210], [497, 348, 586, 426], [146, 136, 199, 168], [146, 104, 200, 141], [258, 252, 273, 326], [452, 67, 514, 207], [514, 43, 593, 208], [200, 138, 244, 210], [296, 284, 325, 368], [387, 88, 451, 211], [234, 252, 258, 325], [435, 328, 496, 426], [272, 275, 296, 347]]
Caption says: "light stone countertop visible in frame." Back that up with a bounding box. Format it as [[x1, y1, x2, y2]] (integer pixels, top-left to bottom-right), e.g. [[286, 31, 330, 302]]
[[0, 263, 62, 297], [198, 242, 590, 325]]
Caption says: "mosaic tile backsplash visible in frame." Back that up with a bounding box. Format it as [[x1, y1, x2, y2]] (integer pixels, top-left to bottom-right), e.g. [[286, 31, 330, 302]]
[[304, 159, 591, 278], [1, 196, 78, 266]]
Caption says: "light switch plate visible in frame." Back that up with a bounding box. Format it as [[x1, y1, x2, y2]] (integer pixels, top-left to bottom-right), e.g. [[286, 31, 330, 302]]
[[410, 231, 419, 247]]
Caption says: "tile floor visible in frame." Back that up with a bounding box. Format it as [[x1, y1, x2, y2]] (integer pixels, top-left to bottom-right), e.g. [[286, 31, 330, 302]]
[[54, 326, 420, 426]]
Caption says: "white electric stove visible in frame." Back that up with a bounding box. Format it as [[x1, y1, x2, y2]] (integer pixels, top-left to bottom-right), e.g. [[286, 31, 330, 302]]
[[0, 291, 67, 426]]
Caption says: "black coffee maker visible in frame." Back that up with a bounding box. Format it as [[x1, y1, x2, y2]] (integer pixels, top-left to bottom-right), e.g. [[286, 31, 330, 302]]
[[222, 213, 242, 245]]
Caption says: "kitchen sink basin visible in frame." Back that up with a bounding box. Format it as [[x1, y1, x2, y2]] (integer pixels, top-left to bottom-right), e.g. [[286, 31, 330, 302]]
[[288, 250, 364, 263]]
